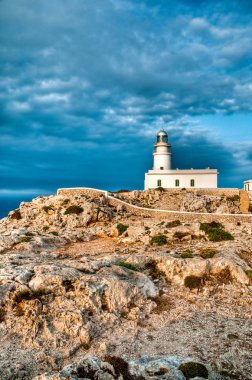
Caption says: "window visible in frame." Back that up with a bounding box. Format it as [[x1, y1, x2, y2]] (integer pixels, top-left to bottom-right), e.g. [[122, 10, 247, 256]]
[[160, 166, 164, 170], [175, 179, 179, 187], [157, 179, 162, 187], [190, 179, 195, 187]]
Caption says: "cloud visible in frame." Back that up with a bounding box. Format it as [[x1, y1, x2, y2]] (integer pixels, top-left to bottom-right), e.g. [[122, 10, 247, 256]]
[[0, 0, 251, 196]]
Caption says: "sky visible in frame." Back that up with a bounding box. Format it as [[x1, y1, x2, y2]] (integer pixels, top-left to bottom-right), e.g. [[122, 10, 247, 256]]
[[1, 0, 252, 205]]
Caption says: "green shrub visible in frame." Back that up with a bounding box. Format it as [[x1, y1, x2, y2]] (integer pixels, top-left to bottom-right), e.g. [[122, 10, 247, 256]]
[[178, 362, 208, 379], [25, 231, 34, 236], [13, 288, 48, 304], [180, 249, 194, 258], [174, 231, 189, 240], [43, 226, 49, 232], [116, 223, 129, 235], [117, 262, 139, 272], [114, 189, 130, 193], [207, 229, 234, 242], [145, 259, 165, 280], [50, 231, 59, 236], [248, 204, 252, 213], [42, 205, 54, 213], [13, 290, 31, 304], [61, 198, 70, 205], [65, 205, 84, 215], [10, 209, 22, 220], [199, 249, 217, 259], [104, 356, 131, 379], [200, 222, 234, 242], [184, 275, 203, 290], [166, 220, 181, 228], [245, 270, 252, 280], [200, 221, 224, 233], [227, 195, 240, 202], [19, 236, 31, 243], [0, 307, 5, 323], [150, 234, 167, 246], [156, 186, 165, 192]]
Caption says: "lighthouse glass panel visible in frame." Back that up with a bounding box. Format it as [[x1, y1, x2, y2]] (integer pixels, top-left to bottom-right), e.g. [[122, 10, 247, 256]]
[[161, 135, 168, 143]]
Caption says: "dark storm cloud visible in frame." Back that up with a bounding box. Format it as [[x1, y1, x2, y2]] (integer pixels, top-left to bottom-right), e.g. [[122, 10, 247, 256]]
[[0, 0, 252, 193]]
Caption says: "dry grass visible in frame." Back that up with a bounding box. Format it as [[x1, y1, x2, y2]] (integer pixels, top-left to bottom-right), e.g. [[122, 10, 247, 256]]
[[238, 250, 252, 266]]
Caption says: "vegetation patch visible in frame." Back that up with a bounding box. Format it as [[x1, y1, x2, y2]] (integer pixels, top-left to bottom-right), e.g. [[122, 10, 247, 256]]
[[65, 205, 84, 215], [153, 295, 173, 314], [116, 223, 129, 235], [13, 288, 48, 305], [25, 231, 34, 237], [166, 220, 181, 228], [61, 198, 70, 205], [104, 356, 134, 380], [248, 204, 252, 213], [245, 270, 252, 284], [117, 262, 139, 272], [50, 231, 59, 236], [199, 249, 217, 259], [180, 249, 194, 259], [238, 250, 252, 266], [10, 209, 22, 220], [200, 222, 234, 242], [178, 362, 208, 379], [145, 260, 165, 280], [0, 307, 5, 323], [173, 231, 189, 240], [245, 269, 252, 279], [150, 234, 167, 246], [227, 195, 240, 202], [13, 290, 32, 304], [156, 186, 165, 192], [42, 205, 54, 213], [19, 236, 32, 243], [184, 275, 203, 290], [215, 267, 232, 284], [43, 226, 49, 232], [114, 189, 130, 193]]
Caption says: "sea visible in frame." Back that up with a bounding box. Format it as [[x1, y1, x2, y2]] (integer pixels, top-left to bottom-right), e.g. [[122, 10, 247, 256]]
[[0, 195, 38, 219]]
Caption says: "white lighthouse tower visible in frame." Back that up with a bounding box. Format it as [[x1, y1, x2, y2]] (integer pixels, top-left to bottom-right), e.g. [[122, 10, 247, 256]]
[[144, 128, 218, 189], [153, 129, 172, 170]]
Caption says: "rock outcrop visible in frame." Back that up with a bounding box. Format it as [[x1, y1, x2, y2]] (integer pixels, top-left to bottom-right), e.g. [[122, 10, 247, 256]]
[[0, 192, 252, 379]]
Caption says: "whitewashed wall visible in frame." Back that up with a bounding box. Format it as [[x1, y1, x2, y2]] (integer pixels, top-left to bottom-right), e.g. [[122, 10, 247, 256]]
[[145, 170, 218, 189]]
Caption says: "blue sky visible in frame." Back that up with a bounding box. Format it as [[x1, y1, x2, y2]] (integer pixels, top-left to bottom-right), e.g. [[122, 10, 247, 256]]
[[0, 0, 252, 198]]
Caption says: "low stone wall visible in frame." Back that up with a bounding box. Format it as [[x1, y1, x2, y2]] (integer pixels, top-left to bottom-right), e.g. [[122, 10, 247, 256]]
[[133, 188, 241, 196], [57, 187, 252, 223], [107, 197, 252, 223], [57, 187, 107, 198]]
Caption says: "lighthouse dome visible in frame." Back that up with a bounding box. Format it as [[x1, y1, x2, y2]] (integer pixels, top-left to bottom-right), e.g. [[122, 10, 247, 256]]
[[156, 128, 168, 143]]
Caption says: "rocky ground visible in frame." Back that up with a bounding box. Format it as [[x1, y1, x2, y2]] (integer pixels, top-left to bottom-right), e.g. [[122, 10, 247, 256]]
[[113, 189, 246, 214], [0, 192, 252, 379]]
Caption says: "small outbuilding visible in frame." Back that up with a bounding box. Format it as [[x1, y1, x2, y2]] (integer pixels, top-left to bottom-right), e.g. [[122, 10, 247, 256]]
[[244, 180, 252, 191]]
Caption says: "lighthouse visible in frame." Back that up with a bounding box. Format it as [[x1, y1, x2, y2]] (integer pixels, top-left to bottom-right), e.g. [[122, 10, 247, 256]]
[[153, 129, 172, 170], [144, 128, 218, 189]]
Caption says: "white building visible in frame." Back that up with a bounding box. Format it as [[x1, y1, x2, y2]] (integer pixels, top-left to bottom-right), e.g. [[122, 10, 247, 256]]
[[244, 180, 252, 191], [144, 129, 218, 190]]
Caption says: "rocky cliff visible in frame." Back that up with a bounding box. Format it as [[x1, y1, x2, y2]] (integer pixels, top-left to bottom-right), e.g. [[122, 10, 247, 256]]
[[0, 192, 252, 379]]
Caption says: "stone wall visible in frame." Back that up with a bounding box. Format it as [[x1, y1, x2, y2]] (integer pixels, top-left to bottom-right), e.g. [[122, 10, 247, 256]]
[[107, 197, 252, 223], [57, 187, 252, 223], [57, 187, 107, 198]]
